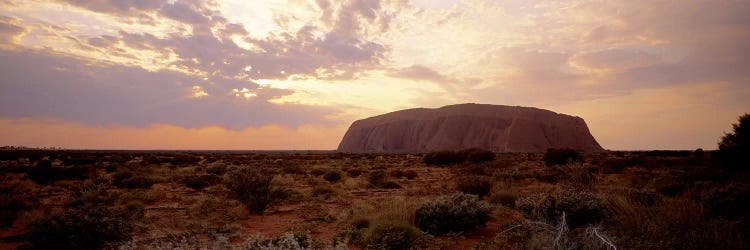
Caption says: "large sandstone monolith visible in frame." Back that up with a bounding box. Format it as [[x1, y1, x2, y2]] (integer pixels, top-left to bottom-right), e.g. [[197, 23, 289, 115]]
[[337, 103, 603, 153]]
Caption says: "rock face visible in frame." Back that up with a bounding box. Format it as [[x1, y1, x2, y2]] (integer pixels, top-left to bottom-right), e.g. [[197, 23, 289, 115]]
[[337, 103, 603, 153]]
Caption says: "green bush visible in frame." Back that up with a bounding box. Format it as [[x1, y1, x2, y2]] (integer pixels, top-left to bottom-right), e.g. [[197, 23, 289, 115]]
[[414, 193, 491, 235], [224, 168, 286, 214], [543, 148, 583, 167], [456, 176, 492, 198], [323, 170, 342, 183], [365, 220, 423, 250]]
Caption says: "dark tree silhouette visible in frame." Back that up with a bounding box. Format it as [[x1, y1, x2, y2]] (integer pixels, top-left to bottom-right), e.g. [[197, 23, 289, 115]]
[[718, 113, 750, 170]]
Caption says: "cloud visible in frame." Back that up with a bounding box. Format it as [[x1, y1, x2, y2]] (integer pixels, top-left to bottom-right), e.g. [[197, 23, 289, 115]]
[[54, 0, 395, 82], [0, 16, 25, 44], [0, 48, 339, 129], [388, 64, 480, 91], [569, 49, 662, 73]]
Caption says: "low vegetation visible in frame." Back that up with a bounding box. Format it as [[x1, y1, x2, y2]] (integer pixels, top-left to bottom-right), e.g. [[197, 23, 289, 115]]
[[224, 168, 287, 214], [423, 148, 496, 165], [414, 193, 491, 235], [2, 114, 749, 249]]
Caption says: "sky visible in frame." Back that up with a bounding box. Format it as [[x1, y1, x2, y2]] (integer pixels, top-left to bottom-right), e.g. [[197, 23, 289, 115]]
[[0, 0, 748, 150]]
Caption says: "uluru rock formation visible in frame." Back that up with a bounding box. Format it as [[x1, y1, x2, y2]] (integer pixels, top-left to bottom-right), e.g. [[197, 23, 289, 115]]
[[337, 103, 603, 153]]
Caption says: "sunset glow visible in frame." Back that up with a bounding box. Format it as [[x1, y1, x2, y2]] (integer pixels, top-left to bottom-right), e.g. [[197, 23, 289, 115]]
[[1, 0, 749, 150]]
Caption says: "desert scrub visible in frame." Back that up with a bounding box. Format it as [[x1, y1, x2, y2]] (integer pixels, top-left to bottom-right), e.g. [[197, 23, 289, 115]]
[[0, 181, 35, 227], [112, 169, 158, 189], [180, 173, 221, 190], [489, 189, 519, 207], [311, 185, 336, 199], [543, 148, 583, 167], [365, 220, 424, 250], [423, 148, 496, 166], [346, 168, 363, 177], [414, 193, 491, 235], [323, 170, 342, 183], [26, 186, 135, 249], [423, 151, 465, 166], [403, 170, 418, 180], [456, 176, 492, 198], [529, 190, 607, 228], [25, 206, 134, 250], [462, 148, 496, 163], [224, 168, 287, 214], [368, 170, 386, 186], [242, 231, 318, 250]]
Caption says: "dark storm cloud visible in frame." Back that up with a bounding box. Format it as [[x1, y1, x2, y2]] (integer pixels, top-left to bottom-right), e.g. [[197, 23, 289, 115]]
[[0, 49, 338, 129]]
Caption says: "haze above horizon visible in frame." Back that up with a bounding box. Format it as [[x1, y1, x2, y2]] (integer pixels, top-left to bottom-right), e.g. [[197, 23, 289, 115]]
[[1, 0, 748, 150]]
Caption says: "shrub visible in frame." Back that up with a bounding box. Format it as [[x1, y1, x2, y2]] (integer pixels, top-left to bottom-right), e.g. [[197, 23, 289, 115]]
[[379, 181, 402, 189], [122, 200, 145, 220], [530, 191, 607, 228], [543, 148, 583, 167], [281, 164, 305, 174], [365, 220, 423, 250], [368, 170, 387, 187], [351, 217, 370, 229], [463, 148, 496, 163], [27, 160, 53, 184], [717, 113, 750, 170], [112, 169, 157, 189], [423, 151, 464, 166], [25, 206, 133, 249], [309, 168, 325, 176], [242, 231, 315, 250], [346, 168, 363, 177], [489, 189, 519, 207], [206, 164, 228, 175], [311, 186, 335, 199], [0, 183, 34, 227], [224, 168, 286, 214], [180, 174, 221, 190], [515, 193, 545, 216], [323, 170, 342, 183], [389, 169, 404, 178], [403, 170, 418, 180], [414, 193, 491, 235], [423, 148, 496, 166], [456, 176, 492, 198], [28, 160, 95, 184]]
